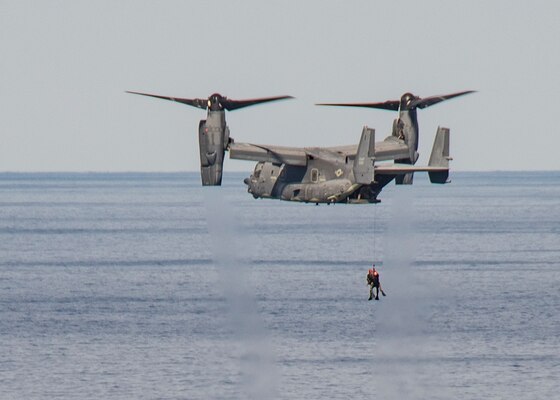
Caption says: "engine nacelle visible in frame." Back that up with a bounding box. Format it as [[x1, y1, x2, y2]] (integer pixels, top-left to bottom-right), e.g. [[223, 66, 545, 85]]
[[198, 111, 229, 186]]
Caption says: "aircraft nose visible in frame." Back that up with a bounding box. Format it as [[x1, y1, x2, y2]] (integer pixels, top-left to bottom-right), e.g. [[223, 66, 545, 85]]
[[243, 177, 254, 194]]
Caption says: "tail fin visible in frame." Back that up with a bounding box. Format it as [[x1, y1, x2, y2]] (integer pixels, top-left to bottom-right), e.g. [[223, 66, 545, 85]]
[[428, 126, 450, 183], [353, 126, 376, 184]]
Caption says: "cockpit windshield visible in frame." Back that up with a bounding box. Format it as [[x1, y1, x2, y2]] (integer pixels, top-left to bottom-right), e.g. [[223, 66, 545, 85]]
[[253, 162, 264, 179]]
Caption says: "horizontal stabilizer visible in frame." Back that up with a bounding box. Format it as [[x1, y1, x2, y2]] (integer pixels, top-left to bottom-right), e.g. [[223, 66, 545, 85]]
[[375, 163, 448, 174], [376, 126, 451, 183]]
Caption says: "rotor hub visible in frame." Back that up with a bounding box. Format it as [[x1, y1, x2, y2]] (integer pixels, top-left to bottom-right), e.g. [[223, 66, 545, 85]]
[[208, 93, 225, 111], [400, 93, 416, 109]]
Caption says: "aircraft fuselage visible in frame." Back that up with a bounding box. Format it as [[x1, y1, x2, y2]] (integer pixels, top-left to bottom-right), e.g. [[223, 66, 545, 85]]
[[243, 161, 388, 204]]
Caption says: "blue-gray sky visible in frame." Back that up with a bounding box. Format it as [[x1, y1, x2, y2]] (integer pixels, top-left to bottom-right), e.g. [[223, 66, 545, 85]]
[[2, 1, 559, 172]]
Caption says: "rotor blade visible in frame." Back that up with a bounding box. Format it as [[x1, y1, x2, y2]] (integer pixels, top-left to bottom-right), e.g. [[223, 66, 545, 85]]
[[315, 100, 400, 111], [126, 91, 207, 109], [222, 95, 294, 111], [412, 90, 476, 109]]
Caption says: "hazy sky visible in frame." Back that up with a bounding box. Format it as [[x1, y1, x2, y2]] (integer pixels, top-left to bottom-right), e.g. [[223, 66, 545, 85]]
[[2, 1, 559, 172]]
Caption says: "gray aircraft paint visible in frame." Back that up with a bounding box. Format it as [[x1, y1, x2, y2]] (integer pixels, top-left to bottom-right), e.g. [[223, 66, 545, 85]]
[[127, 91, 472, 204]]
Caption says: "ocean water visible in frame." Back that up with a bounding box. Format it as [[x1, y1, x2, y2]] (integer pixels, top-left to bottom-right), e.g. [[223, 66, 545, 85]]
[[1, 171, 559, 399]]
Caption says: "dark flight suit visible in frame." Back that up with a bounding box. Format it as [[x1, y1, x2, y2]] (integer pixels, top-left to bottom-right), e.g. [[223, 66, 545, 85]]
[[367, 269, 380, 300]]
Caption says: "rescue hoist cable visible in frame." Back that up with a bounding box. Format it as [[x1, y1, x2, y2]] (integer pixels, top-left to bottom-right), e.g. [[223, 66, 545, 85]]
[[372, 203, 377, 263]]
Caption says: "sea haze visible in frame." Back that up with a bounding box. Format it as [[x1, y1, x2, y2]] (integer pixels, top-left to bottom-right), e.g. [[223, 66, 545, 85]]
[[1, 172, 559, 399]]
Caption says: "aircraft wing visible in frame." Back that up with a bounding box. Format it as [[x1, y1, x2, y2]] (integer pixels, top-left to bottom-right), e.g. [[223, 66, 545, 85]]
[[326, 137, 410, 161], [228, 142, 308, 166], [229, 136, 410, 166]]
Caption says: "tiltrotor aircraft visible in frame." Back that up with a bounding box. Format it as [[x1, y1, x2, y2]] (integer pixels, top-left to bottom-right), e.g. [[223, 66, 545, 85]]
[[126, 90, 474, 204]]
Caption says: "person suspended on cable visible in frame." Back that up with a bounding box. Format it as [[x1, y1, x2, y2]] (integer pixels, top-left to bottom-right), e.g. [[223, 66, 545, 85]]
[[367, 265, 386, 301]]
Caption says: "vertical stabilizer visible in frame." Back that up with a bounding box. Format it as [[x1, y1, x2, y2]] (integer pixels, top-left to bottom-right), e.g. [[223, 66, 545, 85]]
[[428, 126, 450, 183], [353, 126, 376, 184]]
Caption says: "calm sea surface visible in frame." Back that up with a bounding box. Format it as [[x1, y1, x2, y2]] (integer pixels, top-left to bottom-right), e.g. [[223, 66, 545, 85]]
[[1, 172, 559, 399]]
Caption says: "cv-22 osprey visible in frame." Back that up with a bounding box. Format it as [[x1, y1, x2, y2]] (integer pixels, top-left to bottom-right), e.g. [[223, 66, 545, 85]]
[[126, 90, 474, 204]]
